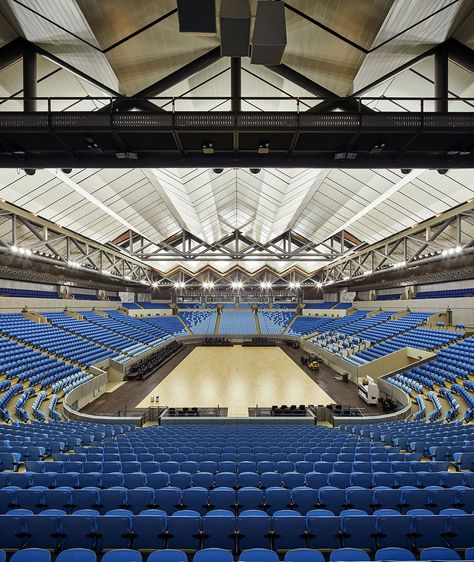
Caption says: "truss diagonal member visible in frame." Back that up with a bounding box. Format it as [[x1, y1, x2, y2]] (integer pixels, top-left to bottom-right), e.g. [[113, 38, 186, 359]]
[[264, 62, 375, 113]]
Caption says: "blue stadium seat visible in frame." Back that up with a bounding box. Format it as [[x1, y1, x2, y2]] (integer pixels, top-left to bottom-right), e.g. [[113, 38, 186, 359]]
[[11, 550, 51, 562], [194, 549, 234, 562], [237, 510, 271, 550], [238, 549, 279, 562], [56, 549, 97, 562], [101, 551, 142, 562], [202, 510, 235, 550], [330, 548, 370, 562], [167, 510, 202, 550]]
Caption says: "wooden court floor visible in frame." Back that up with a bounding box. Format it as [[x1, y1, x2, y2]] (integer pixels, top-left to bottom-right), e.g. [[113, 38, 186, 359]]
[[136, 345, 333, 417]]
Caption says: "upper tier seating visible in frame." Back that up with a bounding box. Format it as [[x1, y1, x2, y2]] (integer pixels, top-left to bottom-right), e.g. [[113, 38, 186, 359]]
[[338, 311, 394, 336], [137, 302, 170, 309], [258, 312, 296, 334], [305, 302, 337, 309], [218, 312, 257, 334], [0, 288, 59, 299], [316, 312, 368, 334], [415, 288, 474, 299], [347, 328, 462, 366], [0, 314, 117, 366], [376, 294, 401, 301], [179, 312, 217, 334], [177, 303, 201, 309], [121, 303, 142, 310], [350, 312, 432, 344], [0, 337, 91, 422], [108, 296, 121, 302], [81, 312, 157, 348], [45, 312, 147, 357], [140, 316, 188, 336], [333, 303, 353, 309], [288, 317, 334, 336], [273, 303, 297, 309], [395, 336, 474, 422], [73, 293, 99, 301]]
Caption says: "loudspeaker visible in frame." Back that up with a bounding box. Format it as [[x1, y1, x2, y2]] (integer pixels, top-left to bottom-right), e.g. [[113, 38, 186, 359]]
[[177, 0, 216, 33], [220, 0, 251, 57], [251, 0, 287, 65]]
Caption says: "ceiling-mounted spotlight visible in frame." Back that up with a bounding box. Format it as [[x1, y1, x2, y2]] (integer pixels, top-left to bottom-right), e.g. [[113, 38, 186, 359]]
[[61, 169, 72, 174], [334, 152, 357, 161], [212, 168, 224, 174], [249, 168, 261, 174], [24, 168, 36, 176], [370, 142, 386, 154], [115, 152, 138, 160], [438, 168, 449, 175], [257, 142, 269, 155], [202, 142, 214, 155], [401, 169, 412, 175], [85, 137, 102, 154], [447, 149, 471, 156]]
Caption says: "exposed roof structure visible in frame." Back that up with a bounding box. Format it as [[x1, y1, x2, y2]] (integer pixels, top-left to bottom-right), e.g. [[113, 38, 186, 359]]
[[0, 0, 473, 280]]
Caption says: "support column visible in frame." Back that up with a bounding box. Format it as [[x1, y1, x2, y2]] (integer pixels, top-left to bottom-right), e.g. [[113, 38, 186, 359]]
[[231, 57, 241, 113], [23, 48, 37, 112], [435, 46, 449, 113]]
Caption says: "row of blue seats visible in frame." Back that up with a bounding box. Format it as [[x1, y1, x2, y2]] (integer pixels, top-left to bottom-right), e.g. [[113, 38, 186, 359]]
[[139, 315, 188, 336], [2, 509, 474, 552], [45, 312, 143, 356], [415, 288, 474, 299], [5, 468, 474, 491], [0, 288, 59, 299], [52, 451, 418, 463], [305, 302, 338, 309], [6, 546, 474, 562], [81, 311, 158, 347], [287, 317, 334, 336], [339, 312, 395, 337], [2, 484, 474, 514], [21, 459, 448, 475]]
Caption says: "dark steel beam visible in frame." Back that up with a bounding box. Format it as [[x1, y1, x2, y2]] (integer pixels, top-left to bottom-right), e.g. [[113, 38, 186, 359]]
[[22, 47, 37, 112], [231, 57, 241, 113], [435, 44, 449, 113], [0, 38, 24, 72], [447, 38, 474, 75], [0, 152, 472, 169], [99, 47, 222, 114], [266, 63, 374, 113]]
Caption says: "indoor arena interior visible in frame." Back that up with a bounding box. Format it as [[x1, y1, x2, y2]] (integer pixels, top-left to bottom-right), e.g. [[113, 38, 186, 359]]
[[0, 0, 474, 561]]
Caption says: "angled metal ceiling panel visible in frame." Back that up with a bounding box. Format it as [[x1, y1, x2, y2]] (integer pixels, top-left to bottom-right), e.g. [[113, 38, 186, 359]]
[[282, 8, 366, 96], [353, 0, 468, 94], [103, 13, 220, 95], [3, 0, 119, 91]]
